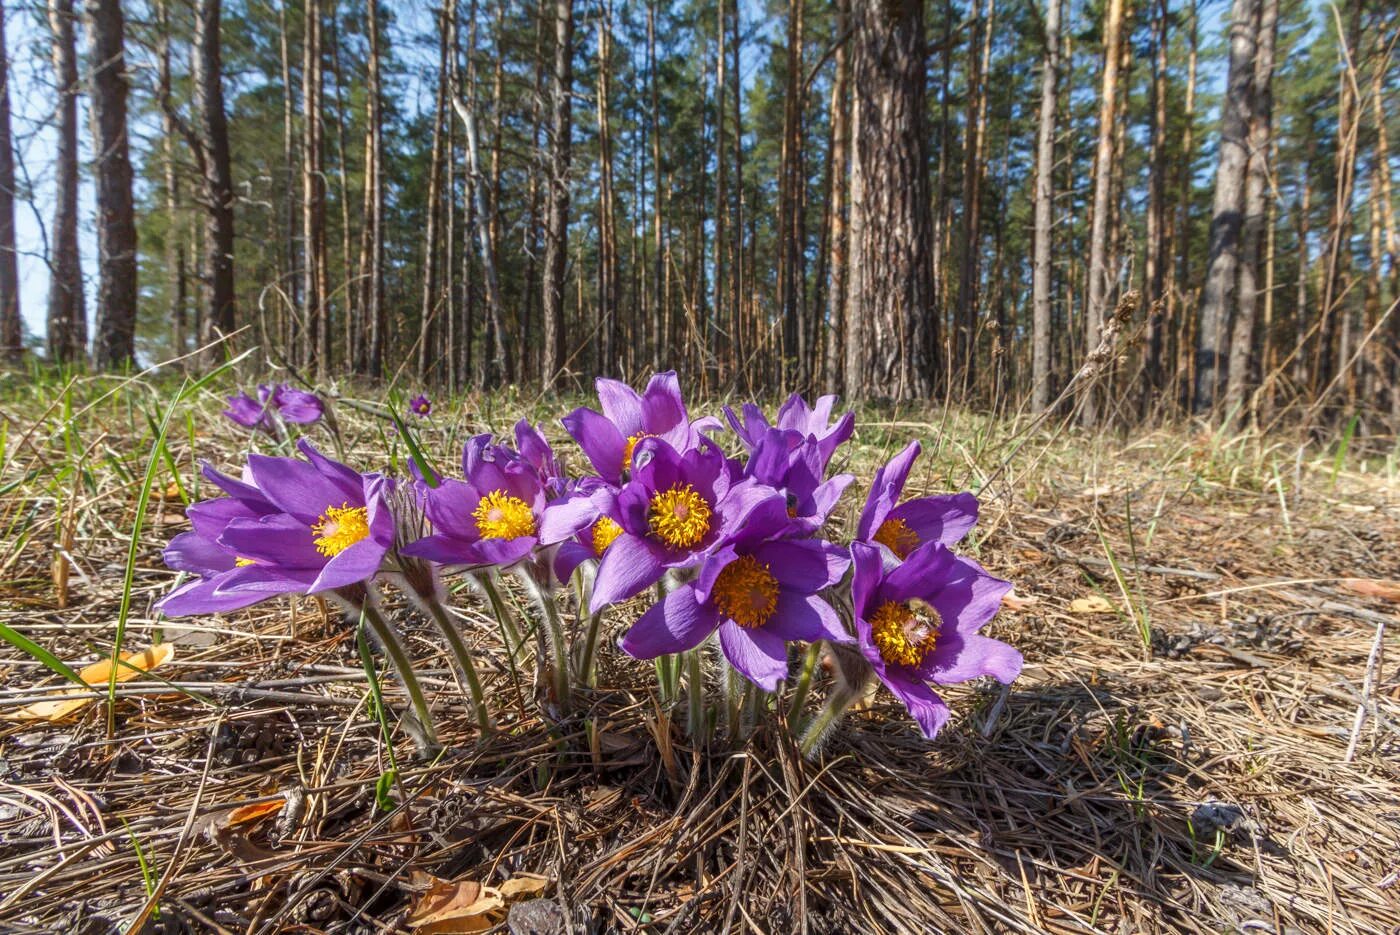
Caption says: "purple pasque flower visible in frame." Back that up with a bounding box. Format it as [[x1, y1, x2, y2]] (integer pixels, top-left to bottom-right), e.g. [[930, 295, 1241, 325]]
[[561, 371, 720, 485], [725, 393, 854, 468], [586, 436, 782, 614], [223, 391, 273, 431], [849, 540, 1021, 738], [408, 394, 432, 418], [157, 443, 395, 614], [513, 419, 565, 496], [401, 434, 546, 568], [269, 384, 324, 424], [855, 441, 979, 561], [538, 479, 621, 584], [620, 524, 851, 691], [746, 428, 854, 535]]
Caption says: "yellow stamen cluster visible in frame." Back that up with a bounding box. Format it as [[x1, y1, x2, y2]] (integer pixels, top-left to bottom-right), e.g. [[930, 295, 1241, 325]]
[[622, 431, 655, 468], [873, 517, 920, 559], [312, 503, 372, 557], [473, 490, 537, 540], [869, 600, 941, 667], [647, 483, 712, 549], [590, 516, 624, 556], [234, 557, 256, 567], [712, 555, 780, 628]]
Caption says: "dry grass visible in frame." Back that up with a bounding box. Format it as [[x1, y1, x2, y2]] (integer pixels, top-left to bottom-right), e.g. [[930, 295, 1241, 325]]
[[0, 370, 1397, 934]]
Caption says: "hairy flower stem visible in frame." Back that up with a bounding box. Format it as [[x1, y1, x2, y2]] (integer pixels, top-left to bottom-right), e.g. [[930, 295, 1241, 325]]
[[685, 651, 706, 741], [419, 594, 491, 734], [476, 571, 525, 664], [786, 642, 823, 723], [722, 662, 745, 740], [577, 611, 604, 688], [798, 683, 863, 758], [358, 600, 439, 752], [517, 569, 571, 713]]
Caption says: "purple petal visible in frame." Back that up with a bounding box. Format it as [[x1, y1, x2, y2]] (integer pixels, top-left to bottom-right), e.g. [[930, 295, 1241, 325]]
[[562, 406, 627, 482], [308, 536, 387, 592], [539, 492, 602, 545], [889, 492, 980, 548], [274, 386, 324, 423], [590, 533, 667, 612], [618, 584, 719, 658], [753, 539, 850, 591], [157, 575, 275, 616], [553, 541, 596, 583], [247, 454, 355, 525], [694, 544, 740, 604], [296, 439, 364, 501], [763, 591, 850, 644], [926, 554, 1014, 636], [920, 632, 1023, 685], [640, 371, 687, 436], [718, 621, 789, 691], [879, 670, 952, 739], [595, 377, 646, 437], [879, 541, 958, 605], [218, 514, 325, 569], [163, 531, 236, 576], [421, 479, 485, 541], [185, 497, 262, 538], [856, 441, 921, 541], [848, 542, 884, 622]]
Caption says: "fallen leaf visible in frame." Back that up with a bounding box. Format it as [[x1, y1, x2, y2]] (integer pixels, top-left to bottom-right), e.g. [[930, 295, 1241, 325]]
[[5, 644, 175, 722], [1069, 595, 1116, 615], [497, 874, 549, 900], [226, 799, 286, 828], [1001, 590, 1039, 611], [1341, 578, 1400, 604], [407, 871, 553, 934]]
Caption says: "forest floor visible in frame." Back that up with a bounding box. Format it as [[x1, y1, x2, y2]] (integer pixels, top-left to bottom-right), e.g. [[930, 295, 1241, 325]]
[[0, 371, 1397, 934]]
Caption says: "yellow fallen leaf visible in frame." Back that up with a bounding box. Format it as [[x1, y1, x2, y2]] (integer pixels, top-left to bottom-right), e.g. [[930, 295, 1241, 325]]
[[226, 799, 286, 828], [1069, 595, 1116, 614], [5, 644, 175, 722], [1341, 578, 1400, 604]]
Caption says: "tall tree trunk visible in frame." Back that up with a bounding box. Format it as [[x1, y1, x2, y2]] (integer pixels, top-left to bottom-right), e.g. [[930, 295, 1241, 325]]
[[777, 0, 806, 386], [1315, 0, 1362, 401], [46, 0, 83, 363], [155, 0, 186, 361], [1030, 0, 1061, 414], [85, 0, 138, 369], [417, 10, 448, 383], [540, 0, 573, 391], [847, 0, 933, 401], [302, 0, 327, 375], [363, 0, 384, 375], [0, 0, 21, 360], [1225, 0, 1277, 421], [648, 1, 665, 372], [712, 3, 727, 383], [195, 0, 236, 357], [819, 0, 849, 391], [594, 2, 617, 378], [1081, 0, 1126, 425], [278, 0, 298, 344], [1193, 0, 1257, 414], [955, 0, 989, 394], [1142, 0, 1169, 409]]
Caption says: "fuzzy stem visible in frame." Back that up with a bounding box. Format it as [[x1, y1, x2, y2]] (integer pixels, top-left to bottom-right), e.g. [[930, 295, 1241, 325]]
[[360, 601, 439, 750], [477, 571, 525, 663], [786, 642, 822, 722], [798, 683, 863, 758], [577, 611, 605, 688], [420, 593, 491, 734], [685, 650, 706, 740], [518, 568, 572, 713]]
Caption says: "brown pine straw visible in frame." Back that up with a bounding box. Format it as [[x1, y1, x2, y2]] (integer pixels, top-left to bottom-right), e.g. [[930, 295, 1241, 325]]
[[1, 386, 1397, 933]]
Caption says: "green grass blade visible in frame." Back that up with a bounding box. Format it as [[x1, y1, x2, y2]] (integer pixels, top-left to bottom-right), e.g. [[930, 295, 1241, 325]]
[[0, 622, 87, 687]]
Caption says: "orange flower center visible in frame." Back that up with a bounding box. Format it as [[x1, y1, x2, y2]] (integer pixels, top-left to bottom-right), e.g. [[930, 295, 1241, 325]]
[[869, 600, 941, 667], [312, 504, 371, 557], [647, 483, 712, 549], [712, 555, 780, 628], [590, 516, 624, 556], [473, 490, 536, 540], [623, 431, 655, 468], [873, 517, 920, 559]]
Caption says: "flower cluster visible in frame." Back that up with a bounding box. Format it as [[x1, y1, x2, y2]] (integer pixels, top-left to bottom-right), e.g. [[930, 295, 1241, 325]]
[[223, 383, 324, 432], [163, 373, 1021, 747]]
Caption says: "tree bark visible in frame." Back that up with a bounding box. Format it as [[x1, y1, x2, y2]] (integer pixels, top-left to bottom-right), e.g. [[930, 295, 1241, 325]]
[[194, 0, 236, 357], [417, 9, 448, 383], [362, 0, 384, 375], [1225, 0, 1277, 421], [1081, 0, 1126, 425], [1030, 0, 1061, 414], [1193, 0, 1257, 414], [540, 0, 573, 391], [847, 0, 933, 401], [1142, 0, 1169, 408], [0, 0, 21, 360], [955, 0, 989, 394], [301, 0, 327, 375], [45, 0, 84, 363]]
